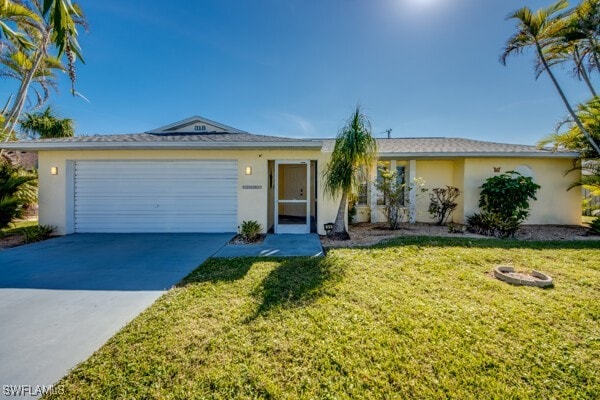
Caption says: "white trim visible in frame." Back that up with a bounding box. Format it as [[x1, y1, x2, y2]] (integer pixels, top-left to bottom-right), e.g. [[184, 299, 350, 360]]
[[274, 160, 310, 234], [65, 161, 75, 234], [378, 152, 579, 159], [146, 115, 246, 134]]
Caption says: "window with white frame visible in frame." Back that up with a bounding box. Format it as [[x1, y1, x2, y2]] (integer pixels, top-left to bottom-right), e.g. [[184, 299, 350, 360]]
[[356, 166, 368, 205]]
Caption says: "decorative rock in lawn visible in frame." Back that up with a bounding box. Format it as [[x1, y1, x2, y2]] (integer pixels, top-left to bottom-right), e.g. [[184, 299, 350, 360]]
[[493, 266, 553, 288]]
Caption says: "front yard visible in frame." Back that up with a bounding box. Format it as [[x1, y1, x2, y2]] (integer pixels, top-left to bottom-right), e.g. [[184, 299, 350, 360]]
[[48, 237, 599, 399]]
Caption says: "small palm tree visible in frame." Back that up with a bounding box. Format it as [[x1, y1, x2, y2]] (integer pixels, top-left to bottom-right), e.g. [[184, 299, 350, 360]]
[[20, 106, 74, 139], [501, 0, 600, 156], [322, 106, 377, 240]]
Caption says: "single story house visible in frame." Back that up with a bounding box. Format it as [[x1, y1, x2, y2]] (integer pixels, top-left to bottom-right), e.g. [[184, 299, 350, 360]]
[[2, 115, 581, 235]]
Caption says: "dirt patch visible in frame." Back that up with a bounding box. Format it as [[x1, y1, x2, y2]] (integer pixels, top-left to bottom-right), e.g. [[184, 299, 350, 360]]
[[0, 234, 26, 249], [321, 222, 597, 248], [229, 234, 266, 245]]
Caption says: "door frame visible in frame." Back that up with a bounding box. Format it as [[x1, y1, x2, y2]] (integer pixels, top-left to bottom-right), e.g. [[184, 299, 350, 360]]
[[274, 160, 310, 234]]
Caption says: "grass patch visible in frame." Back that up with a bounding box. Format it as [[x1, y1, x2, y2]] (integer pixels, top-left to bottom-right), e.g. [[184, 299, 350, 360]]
[[48, 237, 600, 399], [0, 219, 37, 237]]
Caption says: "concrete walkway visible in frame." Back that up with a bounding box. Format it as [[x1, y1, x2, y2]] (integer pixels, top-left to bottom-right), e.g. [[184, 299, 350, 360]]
[[213, 234, 324, 258], [0, 233, 232, 394]]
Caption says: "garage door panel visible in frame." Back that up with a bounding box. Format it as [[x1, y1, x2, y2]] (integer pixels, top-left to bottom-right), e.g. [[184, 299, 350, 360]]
[[74, 160, 238, 233]]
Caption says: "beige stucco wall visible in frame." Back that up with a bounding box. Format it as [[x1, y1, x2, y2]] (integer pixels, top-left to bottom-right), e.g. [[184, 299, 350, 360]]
[[414, 160, 456, 223], [462, 158, 581, 225], [37, 149, 338, 235]]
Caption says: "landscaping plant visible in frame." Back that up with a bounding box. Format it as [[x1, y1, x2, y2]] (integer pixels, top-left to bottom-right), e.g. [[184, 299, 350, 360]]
[[467, 171, 540, 238], [374, 169, 407, 230], [22, 224, 55, 243], [587, 216, 600, 235], [428, 186, 460, 225], [240, 220, 262, 242], [0, 161, 36, 229]]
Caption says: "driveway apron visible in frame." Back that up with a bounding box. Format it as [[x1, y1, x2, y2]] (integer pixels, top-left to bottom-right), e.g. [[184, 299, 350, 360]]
[[0, 233, 231, 394]]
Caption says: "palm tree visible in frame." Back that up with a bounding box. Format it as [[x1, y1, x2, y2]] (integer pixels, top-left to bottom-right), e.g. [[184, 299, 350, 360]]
[[20, 106, 73, 138], [1, 0, 86, 142], [322, 106, 377, 240], [501, 0, 600, 156], [0, 0, 39, 50], [0, 45, 65, 111]]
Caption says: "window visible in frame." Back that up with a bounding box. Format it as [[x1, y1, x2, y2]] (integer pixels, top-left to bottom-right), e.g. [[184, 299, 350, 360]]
[[376, 161, 391, 205], [356, 166, 368, 205], [396, 165, 406, 206]]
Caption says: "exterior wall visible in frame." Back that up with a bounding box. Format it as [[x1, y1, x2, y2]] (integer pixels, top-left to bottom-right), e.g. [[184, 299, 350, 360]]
[[37, 149, 338, 235], [414, 160, 456, 223], [452, 159, 465, 223], [462, 158, 581, 225]]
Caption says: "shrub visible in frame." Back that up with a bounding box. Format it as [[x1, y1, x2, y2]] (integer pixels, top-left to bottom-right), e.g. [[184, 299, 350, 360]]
[[587, 216, 600, 235], [22, 225, 55, 243], [374, 169, 407, 230], [466, 212, 521, 238], [0, 162, 37, 229], [240, 220, 262, 242], [428, 186, 461, 225], [467, 171, 540, 238]]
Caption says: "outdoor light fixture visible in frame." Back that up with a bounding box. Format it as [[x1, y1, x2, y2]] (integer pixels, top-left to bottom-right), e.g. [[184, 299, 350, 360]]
[[50, 166, 59, 175], [245, 166, 252, 175]]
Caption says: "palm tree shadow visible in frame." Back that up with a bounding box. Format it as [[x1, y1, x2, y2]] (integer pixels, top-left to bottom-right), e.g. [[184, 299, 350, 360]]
[[249, 257, 342, 319], [177, 257, 253, 287]]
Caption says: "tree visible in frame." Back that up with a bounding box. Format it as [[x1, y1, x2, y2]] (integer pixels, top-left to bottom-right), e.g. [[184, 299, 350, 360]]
[[20, 106, 73, 138], [323, 106, 377, 240], [0, 1, 39, 50], [0, 45, 65, 111], [1, 0, 86, 142], [501, 0, 600, 156]]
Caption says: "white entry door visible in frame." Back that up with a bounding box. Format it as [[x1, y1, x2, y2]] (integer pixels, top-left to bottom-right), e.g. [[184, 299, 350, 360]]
[[275, 161, 310, 234]]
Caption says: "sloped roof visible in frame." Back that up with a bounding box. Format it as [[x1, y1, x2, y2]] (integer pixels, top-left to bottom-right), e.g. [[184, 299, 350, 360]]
[[321, 137, 578, 158], [1, 116, 323, 151]]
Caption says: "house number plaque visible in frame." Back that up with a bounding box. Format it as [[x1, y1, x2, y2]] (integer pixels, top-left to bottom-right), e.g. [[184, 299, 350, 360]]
[[242, 185, 262, 189]]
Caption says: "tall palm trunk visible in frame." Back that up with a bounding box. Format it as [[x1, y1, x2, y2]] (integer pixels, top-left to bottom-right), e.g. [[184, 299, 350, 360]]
[[332, 191, 349, 239], [537, 42, 600, 156], [1, 29, 50, 143], [574, 46, 597, 97]]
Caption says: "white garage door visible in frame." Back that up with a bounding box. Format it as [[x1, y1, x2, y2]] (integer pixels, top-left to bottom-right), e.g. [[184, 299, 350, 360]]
[[74, 160, 238, 233]]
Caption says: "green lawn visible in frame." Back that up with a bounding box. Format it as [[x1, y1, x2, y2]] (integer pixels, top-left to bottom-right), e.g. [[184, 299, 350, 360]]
[[0, 219, 37, 235], [48, 237, 600, 399]]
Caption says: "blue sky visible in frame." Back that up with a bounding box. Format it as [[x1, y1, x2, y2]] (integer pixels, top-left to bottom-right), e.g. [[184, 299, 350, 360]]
[[3, 0, 595, 144]]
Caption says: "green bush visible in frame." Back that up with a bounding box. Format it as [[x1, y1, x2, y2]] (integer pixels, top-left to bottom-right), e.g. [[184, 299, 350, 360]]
[[0, 162, 37, 229], [22, 225, 55, 243], [466, 212, 521, 238], [467, 171, 540, 238], [240, 220, 262, 242], [587, 216, 600, 235]]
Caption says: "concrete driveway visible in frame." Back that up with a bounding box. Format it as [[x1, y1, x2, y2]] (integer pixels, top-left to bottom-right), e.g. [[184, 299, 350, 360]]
[[0, 233, 232, 393]]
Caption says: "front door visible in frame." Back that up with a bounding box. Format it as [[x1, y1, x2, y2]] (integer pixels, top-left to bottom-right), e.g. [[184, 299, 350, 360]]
[[275, 161, 310, 234]]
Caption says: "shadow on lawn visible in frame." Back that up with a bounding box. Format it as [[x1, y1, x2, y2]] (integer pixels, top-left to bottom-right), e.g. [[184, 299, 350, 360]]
[[249, 256, 343, 319], [178, 257, 253, 286], [367, 235, 600, 251]]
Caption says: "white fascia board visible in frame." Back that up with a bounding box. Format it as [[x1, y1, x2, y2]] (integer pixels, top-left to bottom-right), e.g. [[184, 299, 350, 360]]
[[378, 151, 580, 159], [1, 140, 324, 151]]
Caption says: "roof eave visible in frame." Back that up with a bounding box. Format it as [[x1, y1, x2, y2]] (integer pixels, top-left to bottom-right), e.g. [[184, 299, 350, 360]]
[[378, 151, 580, 159], [1, 140, 324, 152]]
